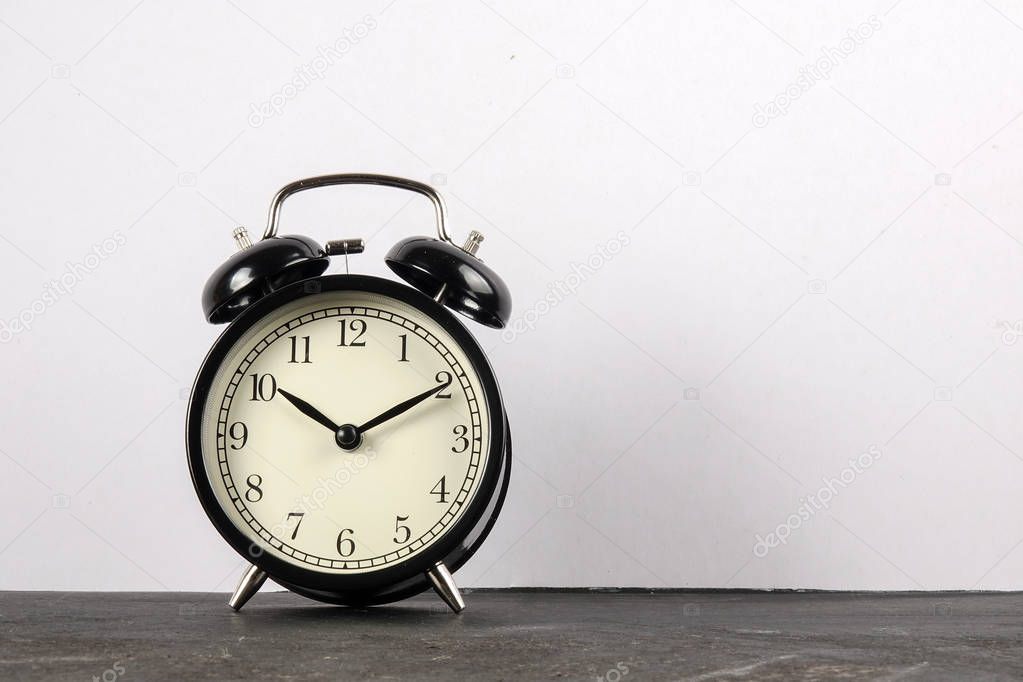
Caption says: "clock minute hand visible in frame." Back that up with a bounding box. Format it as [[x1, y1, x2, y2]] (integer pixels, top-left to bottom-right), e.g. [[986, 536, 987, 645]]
[[357, 378, 452, 434], [277, 388, 340, 432]]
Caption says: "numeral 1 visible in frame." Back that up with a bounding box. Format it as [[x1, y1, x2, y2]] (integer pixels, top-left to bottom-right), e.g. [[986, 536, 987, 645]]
[[398, 334, 409, 362]]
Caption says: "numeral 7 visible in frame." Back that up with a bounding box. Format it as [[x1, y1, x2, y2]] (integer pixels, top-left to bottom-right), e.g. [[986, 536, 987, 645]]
[[287, 512, 305, 540]]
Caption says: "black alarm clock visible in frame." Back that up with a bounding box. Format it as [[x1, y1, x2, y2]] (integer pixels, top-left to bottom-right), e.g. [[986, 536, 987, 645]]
[[186, 174, 512, 613]]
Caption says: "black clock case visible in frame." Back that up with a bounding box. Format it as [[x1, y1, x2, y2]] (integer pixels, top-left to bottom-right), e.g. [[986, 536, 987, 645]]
[[186, 274, 511, 606]]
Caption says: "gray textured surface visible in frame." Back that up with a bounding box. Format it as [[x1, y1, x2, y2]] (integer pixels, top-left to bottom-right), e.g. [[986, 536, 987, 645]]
[[1, 590, 1022, 680]]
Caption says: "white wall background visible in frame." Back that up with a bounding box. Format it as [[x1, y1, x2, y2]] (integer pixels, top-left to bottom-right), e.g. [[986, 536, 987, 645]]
[[1, 0, 1022, 593]]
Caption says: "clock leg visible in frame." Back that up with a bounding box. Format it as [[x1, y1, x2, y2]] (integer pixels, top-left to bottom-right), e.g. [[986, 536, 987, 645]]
[[228, 564, 268, 611], [425, 561, 465, 614]]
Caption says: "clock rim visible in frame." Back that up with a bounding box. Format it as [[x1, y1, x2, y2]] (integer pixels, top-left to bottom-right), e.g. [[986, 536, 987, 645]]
[[186, 273, 508, 595]]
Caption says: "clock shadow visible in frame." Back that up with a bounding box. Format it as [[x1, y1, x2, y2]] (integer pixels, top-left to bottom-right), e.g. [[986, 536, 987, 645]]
[[256, 603, 457, 624]]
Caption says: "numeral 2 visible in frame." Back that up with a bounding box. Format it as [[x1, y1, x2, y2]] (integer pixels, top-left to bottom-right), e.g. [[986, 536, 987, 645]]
[[434, 371, 452, 399]]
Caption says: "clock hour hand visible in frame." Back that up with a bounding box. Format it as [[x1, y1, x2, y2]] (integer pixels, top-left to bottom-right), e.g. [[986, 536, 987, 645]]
[[277, 388, 340, 433], [357, 375, 453, 435]]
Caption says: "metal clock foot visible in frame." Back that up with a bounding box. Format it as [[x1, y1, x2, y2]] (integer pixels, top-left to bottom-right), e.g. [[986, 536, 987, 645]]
[[228, 564, 268, 611], [426, 562, 465, 613]]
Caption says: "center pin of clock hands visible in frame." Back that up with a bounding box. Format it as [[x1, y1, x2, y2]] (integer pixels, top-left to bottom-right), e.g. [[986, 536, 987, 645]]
[[276, 374, 453, 452]]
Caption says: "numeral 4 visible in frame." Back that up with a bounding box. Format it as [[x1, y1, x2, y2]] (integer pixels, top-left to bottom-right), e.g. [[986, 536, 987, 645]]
[[431, 476, 448, 503]]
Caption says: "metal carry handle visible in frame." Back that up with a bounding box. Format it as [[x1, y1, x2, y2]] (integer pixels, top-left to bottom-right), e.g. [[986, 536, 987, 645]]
[[262, 173, 453, 245]]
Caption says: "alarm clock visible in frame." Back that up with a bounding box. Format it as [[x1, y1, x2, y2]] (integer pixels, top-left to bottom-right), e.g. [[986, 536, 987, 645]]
[[186, 174, 512, 613]]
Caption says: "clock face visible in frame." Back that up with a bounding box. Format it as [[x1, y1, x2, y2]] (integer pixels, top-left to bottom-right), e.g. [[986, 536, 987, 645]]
[[195, 283, 495, 577]]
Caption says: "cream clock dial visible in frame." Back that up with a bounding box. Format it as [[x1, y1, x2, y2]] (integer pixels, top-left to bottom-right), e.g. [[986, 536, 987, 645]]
[[199, 290, 491, 574]]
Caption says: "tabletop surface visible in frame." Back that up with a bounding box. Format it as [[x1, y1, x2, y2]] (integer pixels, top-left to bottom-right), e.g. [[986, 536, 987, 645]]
[[1, 590, 1021, 680]]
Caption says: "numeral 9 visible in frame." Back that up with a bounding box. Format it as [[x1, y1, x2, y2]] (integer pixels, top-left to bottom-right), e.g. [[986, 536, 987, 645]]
[[229, 422, 248, 449]]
